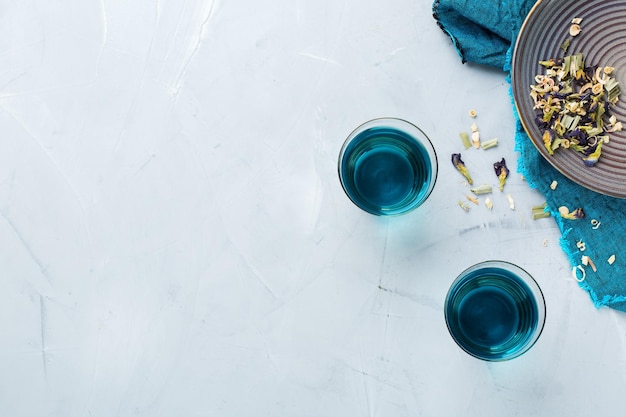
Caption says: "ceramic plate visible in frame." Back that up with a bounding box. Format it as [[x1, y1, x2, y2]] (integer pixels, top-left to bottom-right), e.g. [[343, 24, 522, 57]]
[[512, 0, 626, 198]]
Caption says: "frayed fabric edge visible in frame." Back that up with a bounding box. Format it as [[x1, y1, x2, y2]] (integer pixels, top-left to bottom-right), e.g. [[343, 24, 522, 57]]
[[432, 0, 468, 64]]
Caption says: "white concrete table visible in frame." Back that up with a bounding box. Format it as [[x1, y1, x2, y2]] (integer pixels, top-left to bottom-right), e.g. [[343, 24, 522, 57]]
[[1, 1, 624, 416]]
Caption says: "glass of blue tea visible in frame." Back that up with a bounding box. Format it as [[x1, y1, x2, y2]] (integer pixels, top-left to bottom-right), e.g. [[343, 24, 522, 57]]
[[338, 118, 438, 216], [445, 260, 546, 361]]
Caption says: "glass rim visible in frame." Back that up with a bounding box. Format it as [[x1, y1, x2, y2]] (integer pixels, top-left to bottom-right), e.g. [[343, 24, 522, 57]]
[[444, 260, 547, 362], [337, 117, 439, 216]]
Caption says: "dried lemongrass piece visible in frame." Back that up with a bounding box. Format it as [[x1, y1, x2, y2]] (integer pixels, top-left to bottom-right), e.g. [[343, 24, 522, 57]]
[[608, 255, 616, 265], [470, 184, 493, 195], [571, 17, 583, 25], [550, 180, 558, 190], [485, 198, 493, 210], [469, 109, 477, 118], [531, 203, 550, 220], [591, 219, 601, 229], [576, 240, 586, 251], [459, 132, 471, 149], [605, 74, 620, 102], [458, 200, 470, 212], [481, 138, 498, 150]]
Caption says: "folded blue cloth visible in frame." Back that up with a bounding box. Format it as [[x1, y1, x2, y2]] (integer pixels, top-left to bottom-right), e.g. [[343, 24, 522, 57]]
[[433, 0, 626, 312]]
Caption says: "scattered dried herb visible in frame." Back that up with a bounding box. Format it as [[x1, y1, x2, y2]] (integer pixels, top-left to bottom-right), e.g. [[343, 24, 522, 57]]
[[466, 195, 479, 205], [507, 194, 515, 210], [531, 202, 550, 220], [558, 206, 585, 220], [493, 158, 509, 191], [470, 123, 480, 148], [573, 265, 586, 282], [550, 180, 558, 190], [470, 184, 492, 195], [459, 132, 471, 149], [530, 52, 621, 166], [481, 138, 498, 150], [582, 255, 597, 272], [458, 200, 470, 212], [451, 153, 473, 184]]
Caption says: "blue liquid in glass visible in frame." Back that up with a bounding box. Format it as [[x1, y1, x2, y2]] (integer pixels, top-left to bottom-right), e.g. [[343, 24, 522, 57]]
[[446, 267, 539, 360], [458, 286, 519, 347], [340, 126, 433, 215]]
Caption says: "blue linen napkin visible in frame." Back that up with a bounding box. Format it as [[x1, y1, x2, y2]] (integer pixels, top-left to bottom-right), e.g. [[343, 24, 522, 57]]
[[433, 0, 626, 312]]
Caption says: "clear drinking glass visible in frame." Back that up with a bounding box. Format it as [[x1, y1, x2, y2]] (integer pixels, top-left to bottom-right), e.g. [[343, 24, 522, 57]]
[[338, 118, 438, 216], [444, 260, 546, 361]]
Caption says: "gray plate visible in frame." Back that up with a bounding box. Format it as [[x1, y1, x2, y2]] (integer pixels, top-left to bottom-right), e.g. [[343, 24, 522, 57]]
[[512, 0, 626, 198]]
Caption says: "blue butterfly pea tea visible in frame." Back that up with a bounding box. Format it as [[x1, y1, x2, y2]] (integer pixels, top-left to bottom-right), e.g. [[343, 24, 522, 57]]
[[338, 118, 438, 216], [445, 260, 546, 361]]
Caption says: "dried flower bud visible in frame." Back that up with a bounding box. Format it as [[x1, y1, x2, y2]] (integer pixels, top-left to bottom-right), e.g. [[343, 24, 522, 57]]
[[583, 140, 602, 167], [493, 158, 510, 191], [559, 206, 585, 220], [451, 153, 473, 185]]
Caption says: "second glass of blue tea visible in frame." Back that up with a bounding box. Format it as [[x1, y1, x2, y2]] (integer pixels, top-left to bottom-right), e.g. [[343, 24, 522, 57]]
[[444, 261, 546, 361], [338, 118, 438, 216]]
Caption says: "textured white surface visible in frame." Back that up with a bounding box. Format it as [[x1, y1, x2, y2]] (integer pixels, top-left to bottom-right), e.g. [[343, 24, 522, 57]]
[[1, 1, 626, 416]]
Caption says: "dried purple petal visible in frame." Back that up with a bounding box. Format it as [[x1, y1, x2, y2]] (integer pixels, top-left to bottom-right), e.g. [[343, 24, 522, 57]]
[[451, 153, 473, 185], [583, 140, 602, 166], [493, 158, 509, 191]]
